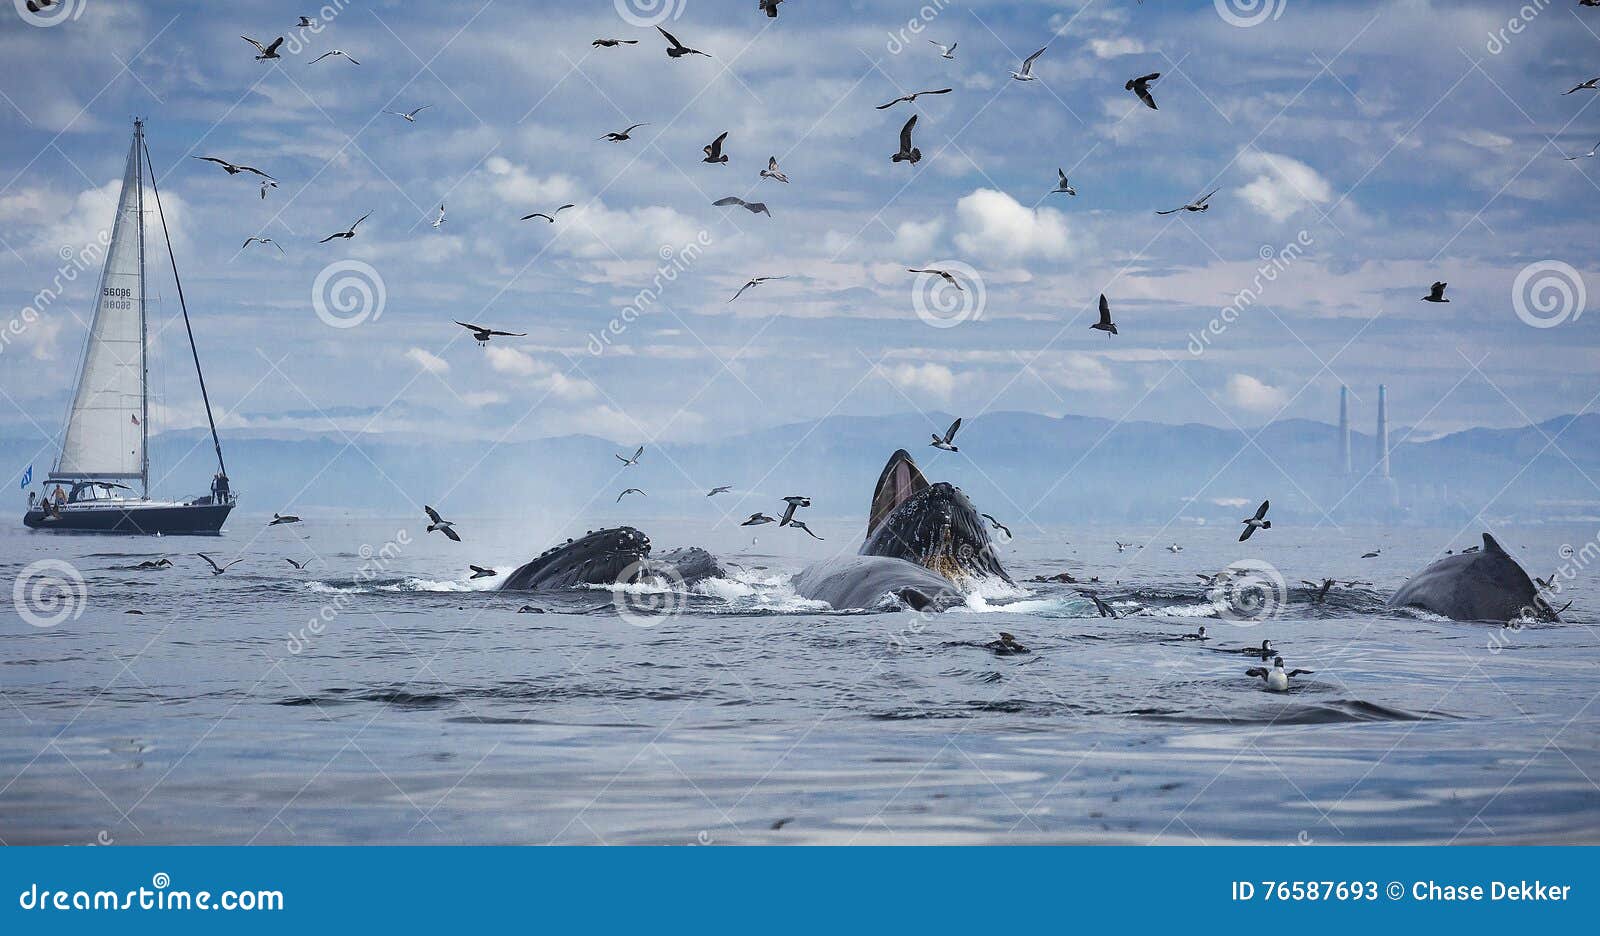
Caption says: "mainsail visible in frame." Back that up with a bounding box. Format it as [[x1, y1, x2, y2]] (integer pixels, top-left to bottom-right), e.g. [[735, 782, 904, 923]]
[[53, 130, 147, 486]]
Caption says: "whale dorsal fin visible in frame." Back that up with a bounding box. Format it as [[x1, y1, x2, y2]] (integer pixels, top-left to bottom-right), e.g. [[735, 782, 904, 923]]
[[867, 449, 929, 538], [1482, 533, 1507, 555]]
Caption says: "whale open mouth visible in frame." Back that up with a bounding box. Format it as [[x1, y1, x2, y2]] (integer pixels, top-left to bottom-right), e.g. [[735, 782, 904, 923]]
[[867, 448, 929, 538]]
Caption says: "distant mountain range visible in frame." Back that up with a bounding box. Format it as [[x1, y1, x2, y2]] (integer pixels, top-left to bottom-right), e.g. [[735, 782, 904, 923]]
[[5, 411, 1598, 525]]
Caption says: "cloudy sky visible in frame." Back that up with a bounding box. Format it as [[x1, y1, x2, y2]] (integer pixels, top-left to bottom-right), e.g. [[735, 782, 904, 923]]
[[0, 0, 1595, 449]]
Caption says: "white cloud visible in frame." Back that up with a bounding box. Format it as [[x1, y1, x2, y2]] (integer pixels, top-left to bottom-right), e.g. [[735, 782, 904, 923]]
[[954, 189, 1077, 261], [881, 362, 957, 403], [484, 345, 547, 377], [1224, 374, 1287, 413], [1089, 37, 1145, 58], [405, 347, 450, 375], [1044, 353, 1120, 393], [893, 218, 944, 258], [1237, 150, 1334, 223]]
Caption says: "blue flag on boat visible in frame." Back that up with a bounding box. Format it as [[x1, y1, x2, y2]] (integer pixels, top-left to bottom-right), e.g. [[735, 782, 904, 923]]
[[19, 465, 31, 490]]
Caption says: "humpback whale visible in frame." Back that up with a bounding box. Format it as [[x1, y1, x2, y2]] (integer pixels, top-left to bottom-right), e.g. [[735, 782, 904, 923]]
[[499, 528, 723, 591], [1387, 533, 1560, 623], [792, 555, 965, 612], [860, 450, 1010, 583]]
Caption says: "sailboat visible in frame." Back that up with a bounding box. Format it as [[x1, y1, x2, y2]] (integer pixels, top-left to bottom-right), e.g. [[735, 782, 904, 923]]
[[23, 120, 235, 535]]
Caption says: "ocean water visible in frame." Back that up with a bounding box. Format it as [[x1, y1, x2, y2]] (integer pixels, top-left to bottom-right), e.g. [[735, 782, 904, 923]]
[[2, 515, 1597, 845]]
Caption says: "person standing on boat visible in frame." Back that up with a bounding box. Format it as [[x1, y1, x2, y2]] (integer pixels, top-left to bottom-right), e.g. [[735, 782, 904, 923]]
[[212, 472, 231, 504], [27, 491, 35, 510]]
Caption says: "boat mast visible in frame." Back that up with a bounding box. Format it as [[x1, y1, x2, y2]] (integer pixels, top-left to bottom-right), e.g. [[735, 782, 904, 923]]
[[134, 119, 149, 499], [140, 128, 228, 482]]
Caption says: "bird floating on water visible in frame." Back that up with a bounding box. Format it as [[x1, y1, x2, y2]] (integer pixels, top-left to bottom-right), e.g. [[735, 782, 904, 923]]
[[1247, 656, 1313, 692]]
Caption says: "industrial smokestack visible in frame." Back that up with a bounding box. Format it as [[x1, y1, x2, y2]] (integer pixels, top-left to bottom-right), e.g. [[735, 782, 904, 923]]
[[1338, 385, 1351, 476], [1377, 384, 1390, 479]]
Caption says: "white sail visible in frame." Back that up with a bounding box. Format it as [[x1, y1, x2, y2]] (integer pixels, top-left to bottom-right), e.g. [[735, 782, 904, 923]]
[[54, 131, 145, 482]]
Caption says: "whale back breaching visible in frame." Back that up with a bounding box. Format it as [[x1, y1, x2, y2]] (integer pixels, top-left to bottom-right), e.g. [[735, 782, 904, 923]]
[[859, 449, 1009, 583], [1387, 533, 1559, 623]]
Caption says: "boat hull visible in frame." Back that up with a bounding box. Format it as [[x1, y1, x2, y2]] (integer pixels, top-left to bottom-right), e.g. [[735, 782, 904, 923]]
[[23, 500, 233, 535]]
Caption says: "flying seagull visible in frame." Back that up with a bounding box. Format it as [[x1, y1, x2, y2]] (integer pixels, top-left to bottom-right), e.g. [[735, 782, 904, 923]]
[[1564, 139, 1600, 159], [1361, 549, 1381, 558], [729, 275, 788, 303], [1246, 656, 1313, 693], [1091, 294, 1118, 336], [892, 114, 922, 164], [295, 16, 314, 28], [520, 204, 575, 222], [759, 0, 783, 16], [760, 156, 789, 183], [930, 417, 962, 452], [193, 156, 274, 180], [259, 180, 277, 199], [384, 105, 432, 122], [242, 36, 285, 61], [981, 513, 1012, 538], [741, 513, 777, 526], [592, 38, 639, 47], [929, 40, 957, 60], [196, 553, 243, 576], [707, 486, 733, 497], [713, 196, 771, 216], [308, 49, 360, 66], [876, 87, 953, 110], [284, 558, 310, 570], [319, 211, 372, 243], [469, 565, 497, 579], [1237, 500, 1271, 542], [454, 321, 526, 345], [1051, 169, 1076, 196], [1422, 281, 1450, 303], [1011, 46, 1047, 81], [600, 123, 648, 142], [779, 499, 809, 527], [907, 267, 961, 290], [431, 203, 446, 228], [1126, 72, 1161, 109], [1564, 77, 1600, 94], [1302, 578, 1335, 604], [616, 446, 644, 467], [657, 25, 709, 58], [786, 519, 824, 540], [702, 131, 729, 164], [268, 512, 301, 526], [425, 505, 460, 542], [617, 488, 646, 502], [241, 236, 284, 254], [1157, 188, 1218, 215]]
